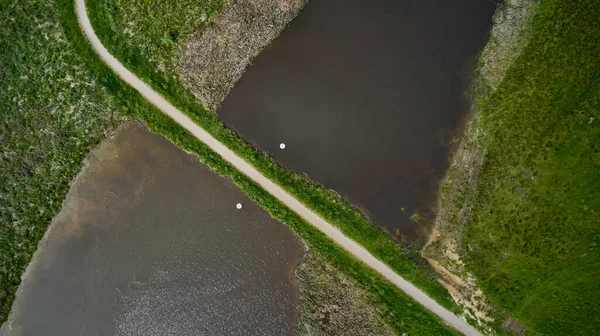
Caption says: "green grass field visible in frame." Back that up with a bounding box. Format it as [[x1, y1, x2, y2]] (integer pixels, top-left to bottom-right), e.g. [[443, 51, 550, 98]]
[[0, 0, 122, 320], [87, 0, 600, 334], [461, 0, 600, 333]]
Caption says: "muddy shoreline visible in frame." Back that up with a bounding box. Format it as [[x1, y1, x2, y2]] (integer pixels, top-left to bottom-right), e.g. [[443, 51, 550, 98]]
[[1, 122, 305, 335]]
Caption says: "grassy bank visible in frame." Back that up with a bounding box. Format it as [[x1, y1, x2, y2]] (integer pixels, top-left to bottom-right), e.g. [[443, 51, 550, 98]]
[[56, 1, 460, 334], [85, 0, 458, 312], [431, 0, 600, 334], [0, 0, 122, 320]]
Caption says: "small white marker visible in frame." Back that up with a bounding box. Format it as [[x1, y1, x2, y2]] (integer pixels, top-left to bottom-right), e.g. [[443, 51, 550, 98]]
[[279, 143, 286, 149], [236, 203, 243, 210]]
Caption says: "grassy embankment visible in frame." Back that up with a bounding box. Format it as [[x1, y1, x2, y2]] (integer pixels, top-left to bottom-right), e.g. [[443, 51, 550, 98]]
[[0, 0, 459, 334], [85, 0, 459, 315], [430, 0, 600, 334], [0, 0, 121, 321]]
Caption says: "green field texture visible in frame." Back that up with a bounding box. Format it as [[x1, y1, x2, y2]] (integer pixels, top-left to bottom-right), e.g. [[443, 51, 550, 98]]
[[84, 0, 459, 312], [0, 0, 459, 334], [0, 0, 120, 321], [464, 0, 600, 334]]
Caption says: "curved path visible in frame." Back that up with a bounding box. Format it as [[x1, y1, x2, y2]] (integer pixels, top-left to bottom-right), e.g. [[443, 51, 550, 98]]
[[75, 1, 482, 335]]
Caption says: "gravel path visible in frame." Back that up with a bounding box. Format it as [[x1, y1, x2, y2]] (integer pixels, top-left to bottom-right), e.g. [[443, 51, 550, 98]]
[[75, 1, 482, 334]]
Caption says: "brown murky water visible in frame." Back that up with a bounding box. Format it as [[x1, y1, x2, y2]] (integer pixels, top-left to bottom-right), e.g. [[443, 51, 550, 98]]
[[1, 123, 304, 336], [217, 0, 497, 244]]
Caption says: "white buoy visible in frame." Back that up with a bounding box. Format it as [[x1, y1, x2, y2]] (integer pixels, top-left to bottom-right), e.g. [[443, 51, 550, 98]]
[[236, 203, 243, 210], [279, 143, 286, 149]]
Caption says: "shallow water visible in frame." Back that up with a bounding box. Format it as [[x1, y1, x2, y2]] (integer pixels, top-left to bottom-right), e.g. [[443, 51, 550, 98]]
[[1, 123, 304, 336], [217, 0, 497, 244]]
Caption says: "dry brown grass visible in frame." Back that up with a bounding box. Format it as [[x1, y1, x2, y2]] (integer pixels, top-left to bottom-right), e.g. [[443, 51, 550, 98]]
[[294, 250, 394, 336], [175, 0, 309, 111]]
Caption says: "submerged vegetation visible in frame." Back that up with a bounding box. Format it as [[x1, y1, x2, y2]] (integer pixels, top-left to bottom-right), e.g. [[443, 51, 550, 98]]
[[428, 0, 600, 334]]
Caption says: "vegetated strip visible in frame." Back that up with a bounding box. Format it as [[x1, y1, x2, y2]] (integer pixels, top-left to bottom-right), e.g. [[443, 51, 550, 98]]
[[84, 0, 458, 312], [430, 0, 600, 334], [460, 1, 600, 334], [73, 0, 480, 334], [0, 0, 122, 322], [53, 1, 460, 335]]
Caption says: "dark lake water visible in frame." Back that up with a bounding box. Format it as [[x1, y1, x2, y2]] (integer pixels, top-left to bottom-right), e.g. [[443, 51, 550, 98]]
[[217, 0, 497, 244], [1, 123, 304, 336]]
